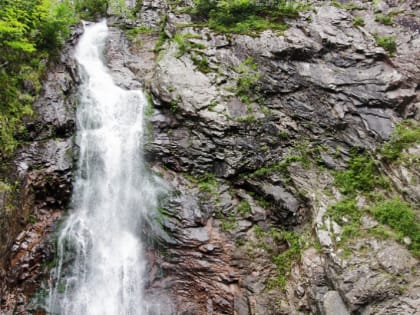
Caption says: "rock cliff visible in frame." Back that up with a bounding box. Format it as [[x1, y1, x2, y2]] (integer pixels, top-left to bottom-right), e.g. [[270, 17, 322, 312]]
[[1, 0, 419, 314]]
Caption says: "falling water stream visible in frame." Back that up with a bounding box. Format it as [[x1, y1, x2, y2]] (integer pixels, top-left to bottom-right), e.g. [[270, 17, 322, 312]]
[[49, 20, 159, 315]]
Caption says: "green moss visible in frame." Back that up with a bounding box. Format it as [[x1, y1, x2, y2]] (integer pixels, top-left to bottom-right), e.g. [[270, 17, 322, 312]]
[[0, 181, 11, 192], [340, 222, 360, 242], [326, 198, 366, 244], [143, 91, 154, 117], [207, 100, 218, 110], [369, 225, 390, 239]]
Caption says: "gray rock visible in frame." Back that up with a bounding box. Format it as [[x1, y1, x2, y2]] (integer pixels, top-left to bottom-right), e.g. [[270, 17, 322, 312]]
[[323, 291, 350, 315], [376, 245, 417, 275]]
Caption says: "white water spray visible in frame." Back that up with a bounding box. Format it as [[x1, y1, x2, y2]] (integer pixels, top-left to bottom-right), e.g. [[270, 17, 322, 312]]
[[49, 20, 159, 315]]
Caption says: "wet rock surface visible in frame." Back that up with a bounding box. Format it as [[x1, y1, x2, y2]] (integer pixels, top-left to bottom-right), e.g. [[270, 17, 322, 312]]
[[1, 0, 420, 314], [0, 28, 81, 313], [131, 0, 419, 313]]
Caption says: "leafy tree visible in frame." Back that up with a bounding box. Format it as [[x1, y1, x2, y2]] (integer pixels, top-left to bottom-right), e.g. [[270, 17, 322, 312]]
[[0, 0, 76, 156]]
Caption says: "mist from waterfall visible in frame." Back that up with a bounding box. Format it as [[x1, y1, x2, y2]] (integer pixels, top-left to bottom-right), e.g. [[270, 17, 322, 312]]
[[48, 20, 160, 315]]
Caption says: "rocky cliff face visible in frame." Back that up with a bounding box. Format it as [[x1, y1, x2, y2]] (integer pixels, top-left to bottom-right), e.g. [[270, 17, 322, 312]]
[[0, 29, 81, 313], [127, 0, 420, 314], [1, 0, 419, 314]]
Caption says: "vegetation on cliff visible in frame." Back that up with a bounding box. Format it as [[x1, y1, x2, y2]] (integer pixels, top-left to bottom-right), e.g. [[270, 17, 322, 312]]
[[0, 0, 136, 157], [192, 0, 309, 33], [0, 0, 76, 156]]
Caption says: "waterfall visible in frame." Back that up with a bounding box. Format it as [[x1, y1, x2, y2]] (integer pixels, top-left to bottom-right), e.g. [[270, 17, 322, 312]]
[[48, 20, 159, 315]]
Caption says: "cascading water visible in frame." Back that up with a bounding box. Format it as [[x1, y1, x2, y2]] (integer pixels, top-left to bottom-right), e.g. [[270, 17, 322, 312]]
[[48, 20, 160, 315]]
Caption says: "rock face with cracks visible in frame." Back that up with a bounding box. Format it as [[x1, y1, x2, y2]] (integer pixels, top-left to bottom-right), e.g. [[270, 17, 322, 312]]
[[0, 28, 81, 313], [1, 0, 419, 314]]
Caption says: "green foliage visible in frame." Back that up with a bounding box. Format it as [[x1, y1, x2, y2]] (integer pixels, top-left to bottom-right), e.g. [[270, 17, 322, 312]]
[[185, 172, 219, 194], [250, 155, 303, 180], [327, 198, 360, 225], [192, 0, 307, 34], [353, 16, 365, 27], [327, 198, 362, 243], [197, 173, 218, 193], [235, 114, 257, 123], [381, 120, 420, 161], [371, 198, 420, 255], [191, 55, 211, 73], [375, 13, 393, 25], [235, 57, 260, 103], [375, 10, 403, 26], [237, 199, 251, 215], [334, 153, 385, 195], [0, 0, 76, 156], [375, 35, 397, 54], [262, 229, 302, 289], [154, 15, 168, 53], [131, 0, 143, 16], [144, 92, 154, 117], [74, 0, 108, 20], [108, 0, 131, 18], [220, 215, 237, 231], [170, 99, 179, 112], [125, 25, 154, 41], [173, 32, 205, 58]]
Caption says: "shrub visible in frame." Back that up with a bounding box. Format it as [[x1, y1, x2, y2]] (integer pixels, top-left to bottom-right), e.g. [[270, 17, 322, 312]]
[[327, 198, 360, 225], [371, 198, 420, 255], [191, 56, 211, 73], [334, 153, 385, 195], [375, 35, 397, 54], [192, 0, 308, 34], [375, 13, 393, 25], [235, 57, 260, 103], [271, 230, 302, 288], [173, 33, 205, 58], [381, 120, 420, 161]]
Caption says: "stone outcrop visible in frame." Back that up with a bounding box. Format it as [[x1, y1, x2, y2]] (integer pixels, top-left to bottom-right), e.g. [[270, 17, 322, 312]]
[[0, 28, 81, 313], [1, 0, 420, 314], [121, 0, 419, 313]]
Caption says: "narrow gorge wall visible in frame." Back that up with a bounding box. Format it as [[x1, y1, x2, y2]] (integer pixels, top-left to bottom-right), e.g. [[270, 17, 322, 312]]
[[0, 29, 81, 313], [1, 0, 419, 314]]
